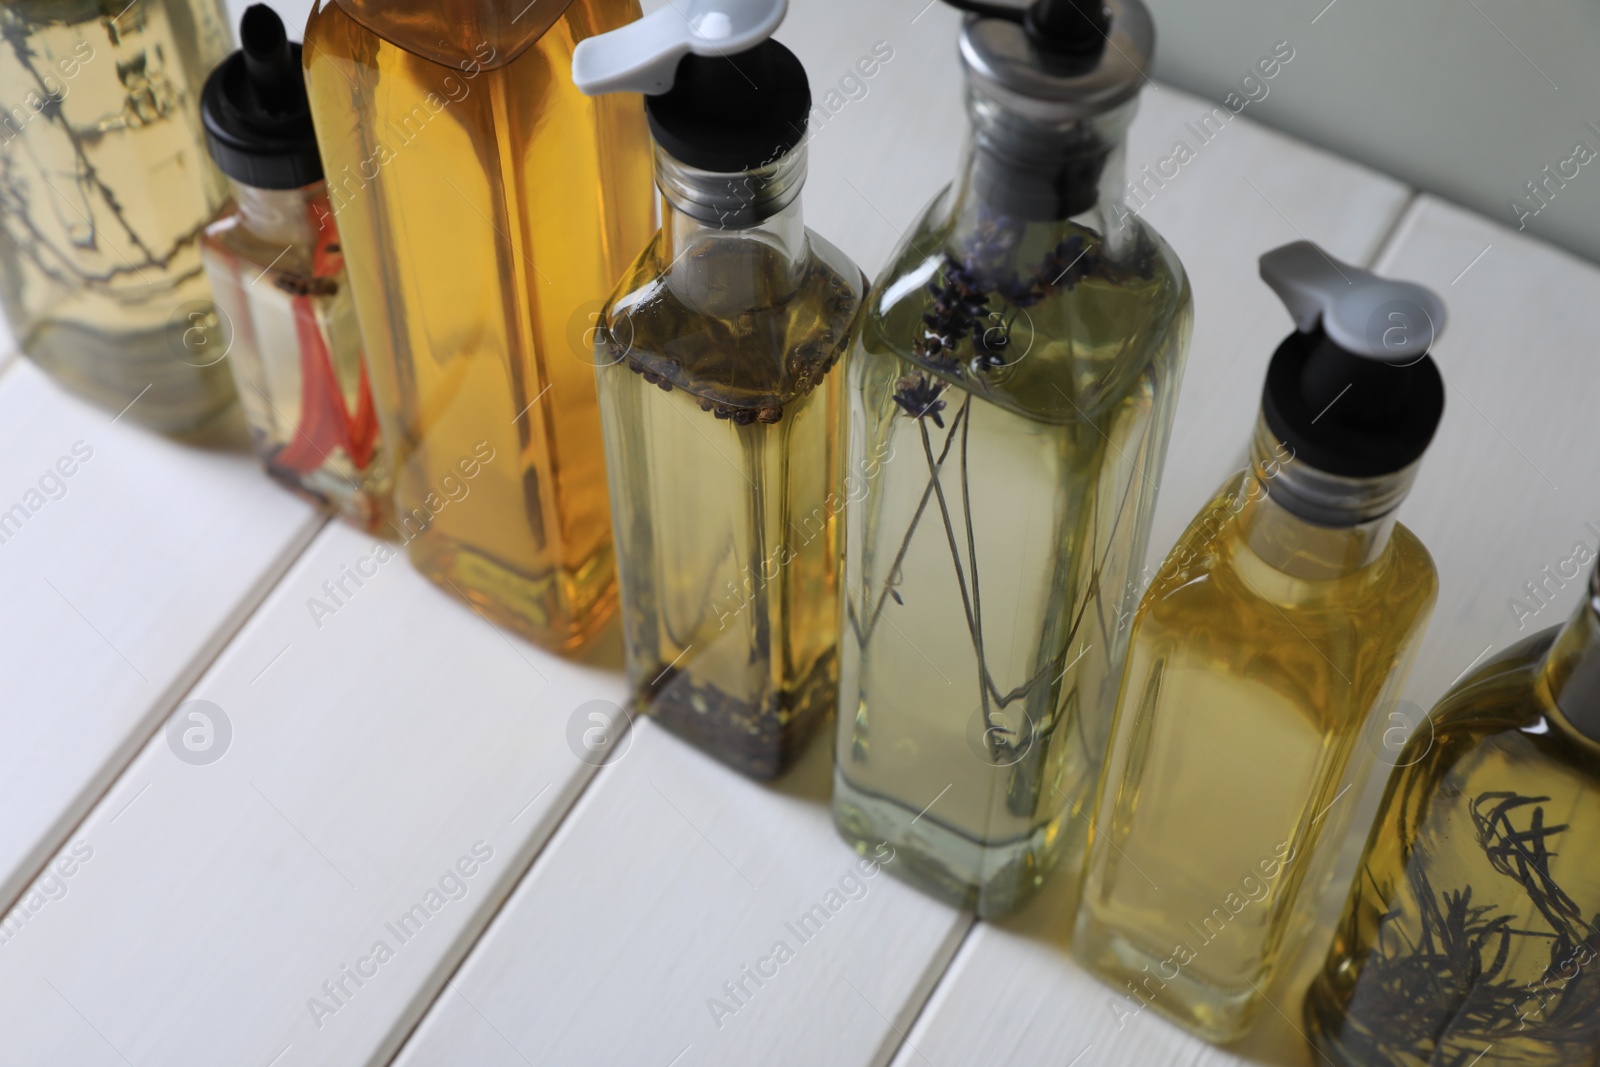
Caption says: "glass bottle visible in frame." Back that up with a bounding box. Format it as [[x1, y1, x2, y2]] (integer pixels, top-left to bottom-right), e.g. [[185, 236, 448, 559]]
[[301, 0, 653, 651], [1305, 564, 1600, 1067], [1074, 241, 1448, 1041], [576, 9, 865, 778], [0, 0, 236, 431], [199, 5, 389, 531], [831, 0, 1192, 918]]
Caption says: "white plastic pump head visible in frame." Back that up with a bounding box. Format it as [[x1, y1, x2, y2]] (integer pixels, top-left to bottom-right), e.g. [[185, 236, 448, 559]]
[[572, 0, 787, 96], [1259, 241, 1447, 363]]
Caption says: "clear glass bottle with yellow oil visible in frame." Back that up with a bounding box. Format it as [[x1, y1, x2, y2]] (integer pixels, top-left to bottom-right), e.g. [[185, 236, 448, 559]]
[[301, 0, 653, 651], [1305, 564, 1600, 1067], [1075, 241, 1448, 1041], [199, 6, 391, 532], [831, 0, 1192, 918], [575, 3, 864, 778], [0, 0, 236, 431]]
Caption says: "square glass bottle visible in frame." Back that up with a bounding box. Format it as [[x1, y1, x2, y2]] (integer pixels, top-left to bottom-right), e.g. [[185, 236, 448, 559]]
[[302, 0, 653, 651], [577, 15, 865, 778], [1075, 242, 1448, 1041], [199, 6, 389, 530], [832, 0, 1192, 917]]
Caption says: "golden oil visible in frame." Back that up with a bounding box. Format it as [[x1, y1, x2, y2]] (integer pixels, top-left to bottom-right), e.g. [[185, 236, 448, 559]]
[[0, 0, 236, 430], [1306, 575, 1600, 1067], [1075, 427, 1437, 1041], [302, 0, 652, 651], [596, 133, 864, 777]]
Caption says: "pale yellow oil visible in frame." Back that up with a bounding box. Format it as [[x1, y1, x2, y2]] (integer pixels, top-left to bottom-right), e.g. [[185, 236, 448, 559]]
[[302, 0, 652, 651], [0, 0, 236, 430], [598, 222, 863, 778], [1075, 468, 1437, 1041], [1306, 620, 1600, 1067], [832, 204, 1191, 918]]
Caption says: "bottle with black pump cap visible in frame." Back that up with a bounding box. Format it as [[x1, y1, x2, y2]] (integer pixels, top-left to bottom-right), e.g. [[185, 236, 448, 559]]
[[1075, 240, 1446, 1042], [572, 0, 865, 779], [199, 5, 391, 532], [1307, 561, 1600, 1067], [830, 0, 1191, 919]]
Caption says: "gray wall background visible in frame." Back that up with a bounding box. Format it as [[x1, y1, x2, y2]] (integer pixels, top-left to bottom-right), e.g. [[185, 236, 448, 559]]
[[1143, 0, 1600, 264]]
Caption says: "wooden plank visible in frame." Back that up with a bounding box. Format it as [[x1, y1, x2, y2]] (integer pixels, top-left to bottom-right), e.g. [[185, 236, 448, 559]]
[[882, 199, 1600, 1067], [391, 719, 971, 1067], [0, 519, 629, 1067], [0, 358, 319, 913], [383, 6, 1415, 1066]]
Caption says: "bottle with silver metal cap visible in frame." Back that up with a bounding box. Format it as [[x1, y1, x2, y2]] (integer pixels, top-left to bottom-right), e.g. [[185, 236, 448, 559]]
[[1307, 561, 1600, 1067], [831, 0, 1192, 918], [573, 0, 866, 779], [1074, 240, 1446, 1041]]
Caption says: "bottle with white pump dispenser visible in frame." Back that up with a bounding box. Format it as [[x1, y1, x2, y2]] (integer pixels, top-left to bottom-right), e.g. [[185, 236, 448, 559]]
[[573, 0, 865, 779], [1074, 240, 1447, 1041]]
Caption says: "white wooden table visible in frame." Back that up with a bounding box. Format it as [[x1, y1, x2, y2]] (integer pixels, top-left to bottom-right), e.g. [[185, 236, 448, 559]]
[[2, 3, 1597, 1065]]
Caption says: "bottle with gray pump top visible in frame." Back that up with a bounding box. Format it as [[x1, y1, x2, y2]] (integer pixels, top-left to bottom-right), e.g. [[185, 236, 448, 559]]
[[1074, 240, 1447, 1041], [574, 0, 866, 779], [830, 0, 1192, 919]]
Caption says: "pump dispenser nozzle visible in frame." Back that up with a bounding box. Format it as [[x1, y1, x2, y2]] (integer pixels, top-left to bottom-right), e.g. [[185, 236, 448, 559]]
[[571, 0, 787, 95], [572, 0, 806, 176], [200, 4, 322, 190], [239, 5, 304, 116], [1258, 240, 1447, 483]]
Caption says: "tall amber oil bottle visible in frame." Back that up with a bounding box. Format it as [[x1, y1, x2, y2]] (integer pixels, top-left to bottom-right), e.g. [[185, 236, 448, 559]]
[[301, 0, 652, 651], [1305, 565, 1600, 1067], [1075, 242, 1449, 1041]]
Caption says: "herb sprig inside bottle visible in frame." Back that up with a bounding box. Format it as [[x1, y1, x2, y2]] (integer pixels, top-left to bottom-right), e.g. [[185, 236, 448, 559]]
[[832, 0, 1192, 919]]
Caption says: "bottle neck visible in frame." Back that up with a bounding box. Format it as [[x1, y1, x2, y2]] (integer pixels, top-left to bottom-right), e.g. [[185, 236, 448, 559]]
[[1237, 418, 1415, 580], [950, 92, 1137, 244], [1540, 567, 1600, 743], [656, 144, 808, 311], [229, 178, 322, 249]]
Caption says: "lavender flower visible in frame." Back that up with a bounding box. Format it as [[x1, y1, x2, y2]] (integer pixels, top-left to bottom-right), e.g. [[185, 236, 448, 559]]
[[893, 374, 948, 428]]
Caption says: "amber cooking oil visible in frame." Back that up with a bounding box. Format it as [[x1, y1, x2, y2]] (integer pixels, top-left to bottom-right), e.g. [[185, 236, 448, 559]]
[[302, 0, 653, 651]]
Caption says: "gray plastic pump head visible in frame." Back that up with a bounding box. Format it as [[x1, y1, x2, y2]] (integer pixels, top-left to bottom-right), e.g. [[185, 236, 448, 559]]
[[571, 0, 786, 95], [1260, 241, 1446, 362], [1253, 240, 1448, 523]]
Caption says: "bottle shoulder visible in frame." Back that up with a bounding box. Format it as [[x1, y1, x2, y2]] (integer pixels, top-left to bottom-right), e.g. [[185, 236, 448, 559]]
[[599, 228, 865, 418], [313, 0, 584, 71], [1144, 472, 1438, 624], [202, 204, 323, 279], [858, 186, 1191, 426], [1425, 629, 1600, 770]]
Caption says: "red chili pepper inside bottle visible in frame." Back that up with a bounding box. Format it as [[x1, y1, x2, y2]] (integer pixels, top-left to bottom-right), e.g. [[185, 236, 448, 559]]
[[198, 5, 391, 531]]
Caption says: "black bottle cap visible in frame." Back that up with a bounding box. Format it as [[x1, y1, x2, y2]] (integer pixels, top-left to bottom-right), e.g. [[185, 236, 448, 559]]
[[200, 5, 323, 190], [643, 40, 810, 173], [1257, 241, 1448, 479], [1262, 328, 1445, 478]]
